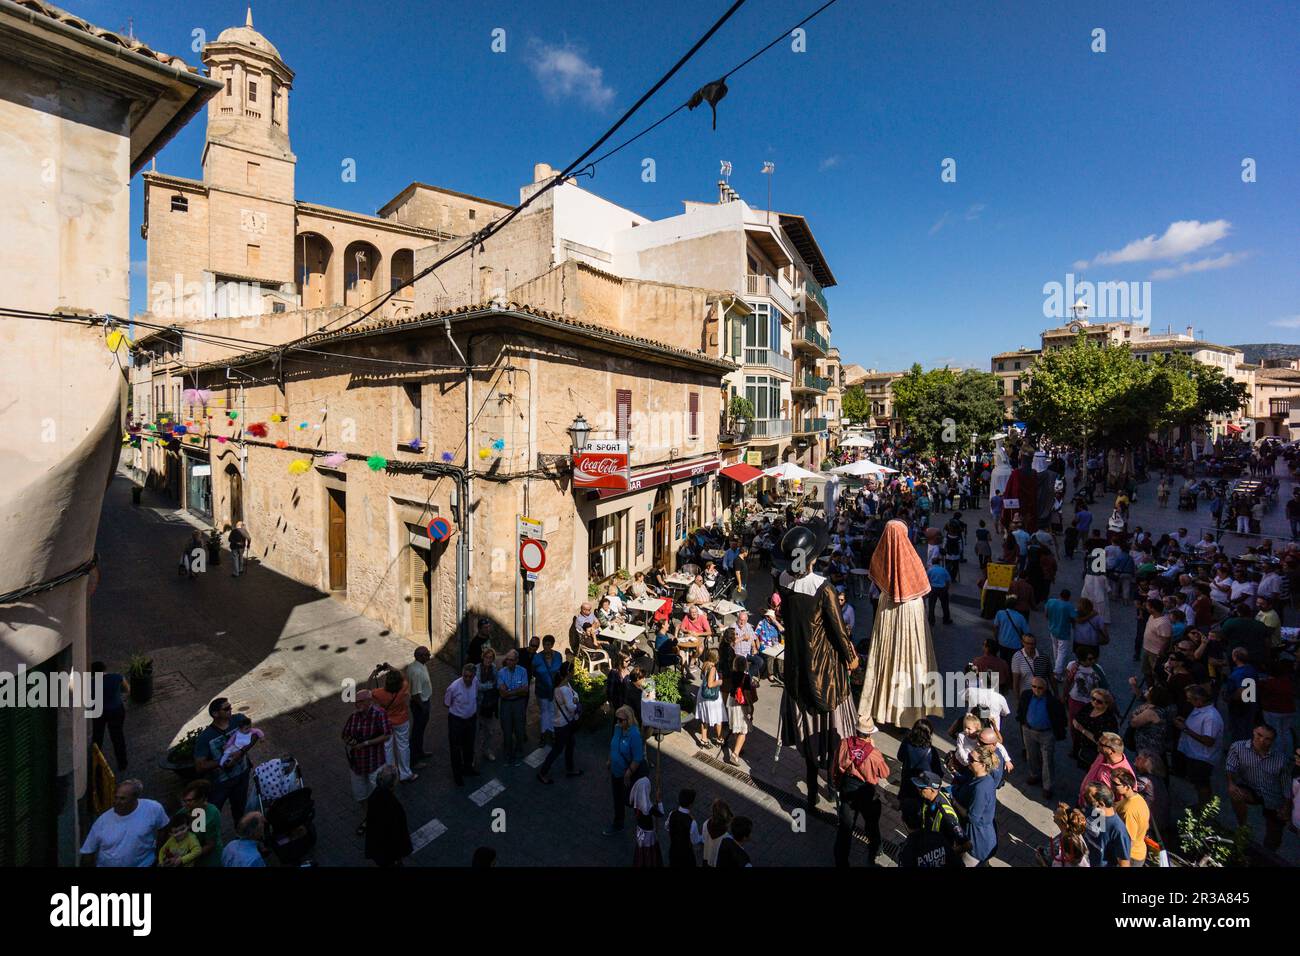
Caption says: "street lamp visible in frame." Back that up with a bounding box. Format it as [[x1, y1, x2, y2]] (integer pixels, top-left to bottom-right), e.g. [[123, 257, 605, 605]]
[[567, 413, 591, 453], [735, 415, 747, 437]]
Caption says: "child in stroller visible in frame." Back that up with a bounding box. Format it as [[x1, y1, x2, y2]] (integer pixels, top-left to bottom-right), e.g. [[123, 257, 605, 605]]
[[252, 756, 316, 865]]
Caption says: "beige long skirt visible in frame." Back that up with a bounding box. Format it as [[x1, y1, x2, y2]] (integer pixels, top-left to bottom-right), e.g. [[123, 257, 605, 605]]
[[857, 593, 943, 728]]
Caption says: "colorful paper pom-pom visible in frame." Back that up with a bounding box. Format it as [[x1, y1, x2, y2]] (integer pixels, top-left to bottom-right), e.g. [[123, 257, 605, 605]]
[[216, 436, 228, 444], [275, 439, 289, 449], [322, 452, 347, 468], [440, 451, 455, 462], [173, 425, 188, 435], [366, 455, 388, 472], [297, 421, 308, 430], [407, 438, 423, 451], [227, 411, 239, 420], [478, 447, 491, 460], [288, 459, 311, 475], [491, 438, 505, 452], [270, 414, 284, 422], [247, 423, 268, 438]]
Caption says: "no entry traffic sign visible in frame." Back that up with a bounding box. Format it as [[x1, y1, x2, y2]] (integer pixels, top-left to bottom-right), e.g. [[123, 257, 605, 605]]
[[518, 537, 546, 574]]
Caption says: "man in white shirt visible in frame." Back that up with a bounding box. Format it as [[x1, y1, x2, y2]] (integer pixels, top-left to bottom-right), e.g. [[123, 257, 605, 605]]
[[80, 779, 169, 867], [958, 674, 1011, 731], [1175, 685, 1224, 807], [405, 646, 434, 767], [444, 663, 480, 787], [1230, 576, 1258, 605]]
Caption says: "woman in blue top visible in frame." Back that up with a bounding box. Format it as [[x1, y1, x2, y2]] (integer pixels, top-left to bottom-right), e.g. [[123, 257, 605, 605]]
[[91, 661, 129, 770], [605, 706, 644, 836], [956, 745, 1000, 866]]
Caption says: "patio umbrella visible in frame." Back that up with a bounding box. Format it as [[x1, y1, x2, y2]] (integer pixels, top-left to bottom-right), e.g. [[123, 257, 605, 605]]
[[839, 435, 874, 448], [830, 459, 898, 478], [763, 461, 827, 483]]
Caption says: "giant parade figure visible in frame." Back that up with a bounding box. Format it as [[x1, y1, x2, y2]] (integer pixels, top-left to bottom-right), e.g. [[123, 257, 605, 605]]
[[857, 519, 943, 728], [776, 520, 859, 812]]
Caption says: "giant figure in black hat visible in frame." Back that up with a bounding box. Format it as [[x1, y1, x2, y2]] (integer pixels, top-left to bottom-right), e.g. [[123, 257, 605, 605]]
[[776, 519, 859, 811]]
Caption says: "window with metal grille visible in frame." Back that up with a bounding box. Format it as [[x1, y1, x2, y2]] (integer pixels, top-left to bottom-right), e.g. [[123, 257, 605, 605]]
[[616, 389, 631, 442], [170, 195, 188, 213]]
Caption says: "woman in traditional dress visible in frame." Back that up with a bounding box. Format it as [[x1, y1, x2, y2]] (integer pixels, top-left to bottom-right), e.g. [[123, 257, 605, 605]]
[[858, 519, 943, 729]]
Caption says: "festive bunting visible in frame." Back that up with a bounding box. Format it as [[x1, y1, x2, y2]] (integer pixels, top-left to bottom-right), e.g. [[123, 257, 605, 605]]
[[105, 330, 126, 352], [275, 439, 289, 449], [289, 459, 311, 475], [366, 455, 388, 472], [321, 452, 347, 468]]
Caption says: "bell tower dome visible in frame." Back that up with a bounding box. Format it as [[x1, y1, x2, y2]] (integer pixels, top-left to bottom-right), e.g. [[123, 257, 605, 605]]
[[200, 7, 295, 196]]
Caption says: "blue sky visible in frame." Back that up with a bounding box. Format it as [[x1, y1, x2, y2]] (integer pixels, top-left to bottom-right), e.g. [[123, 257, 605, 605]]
[[101, 0, 1298, 369]]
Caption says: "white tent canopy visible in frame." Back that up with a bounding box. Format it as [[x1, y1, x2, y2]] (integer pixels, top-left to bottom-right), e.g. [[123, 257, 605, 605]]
[[830, 459, 898, 478], [839, 435, 874, 448], [764, 461, 827, 483]]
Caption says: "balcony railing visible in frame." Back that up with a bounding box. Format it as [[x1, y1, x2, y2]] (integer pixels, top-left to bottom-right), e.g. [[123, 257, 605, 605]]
[[803, 276, 828, 314], [793, 325, 829, 355], [748, 418, 793, 439], [795, 417, 827, 434], [794, 372, 831, 394], [745, 273, 795, 318], [1269, 398, 1291, 417], [743, 347, 793, 376]]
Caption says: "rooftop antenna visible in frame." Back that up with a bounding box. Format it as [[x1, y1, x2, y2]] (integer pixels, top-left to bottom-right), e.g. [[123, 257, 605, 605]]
[[761, 161, 775, 224]]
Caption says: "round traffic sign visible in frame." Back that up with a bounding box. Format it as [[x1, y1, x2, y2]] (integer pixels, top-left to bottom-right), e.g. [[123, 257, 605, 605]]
[[427, 516, 452, 541], [519, 537, 546, 574]]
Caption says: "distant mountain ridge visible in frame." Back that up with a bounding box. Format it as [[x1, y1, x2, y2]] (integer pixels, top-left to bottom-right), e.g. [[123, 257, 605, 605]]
[[1234, 343, 1300, 365]]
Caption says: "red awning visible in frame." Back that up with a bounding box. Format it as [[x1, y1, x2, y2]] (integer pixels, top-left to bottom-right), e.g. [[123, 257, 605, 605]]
[[594, 455, 720, 499], [1225, 423, 1243, 434], [720, 463, 766, 485]]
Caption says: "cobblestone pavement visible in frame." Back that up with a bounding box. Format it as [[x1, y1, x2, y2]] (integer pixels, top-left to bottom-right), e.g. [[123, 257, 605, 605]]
[[88, 461, 1298, 866]]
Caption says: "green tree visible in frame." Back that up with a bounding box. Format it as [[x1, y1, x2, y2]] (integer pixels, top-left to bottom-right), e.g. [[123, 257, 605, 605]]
[[1149, 352, 1250, 433], [841, 384, 871, 424], [1017, 335, 1154, 457], [892, 364, 1002, 455]]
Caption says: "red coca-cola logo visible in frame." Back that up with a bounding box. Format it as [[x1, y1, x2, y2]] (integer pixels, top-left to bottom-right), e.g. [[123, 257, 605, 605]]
[[573, 451, 629, 489]]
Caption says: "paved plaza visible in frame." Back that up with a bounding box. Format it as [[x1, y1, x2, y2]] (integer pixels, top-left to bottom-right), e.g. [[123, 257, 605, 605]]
[[89, 462, 1299, 866]]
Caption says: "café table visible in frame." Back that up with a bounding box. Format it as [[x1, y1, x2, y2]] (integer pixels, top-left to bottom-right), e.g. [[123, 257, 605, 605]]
[[600, 623, 644, 645], [625, 596, 668, 623]]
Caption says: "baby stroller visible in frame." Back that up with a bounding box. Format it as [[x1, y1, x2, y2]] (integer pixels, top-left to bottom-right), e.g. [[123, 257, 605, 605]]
[[252, 756, 316, 865]]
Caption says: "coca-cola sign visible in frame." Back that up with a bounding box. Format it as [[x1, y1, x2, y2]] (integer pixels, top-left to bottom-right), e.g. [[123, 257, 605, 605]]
[[573, 440, 629, 490]]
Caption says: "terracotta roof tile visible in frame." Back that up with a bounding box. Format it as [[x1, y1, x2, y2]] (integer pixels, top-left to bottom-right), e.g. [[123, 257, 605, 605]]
[[13, 0, 202, 73]]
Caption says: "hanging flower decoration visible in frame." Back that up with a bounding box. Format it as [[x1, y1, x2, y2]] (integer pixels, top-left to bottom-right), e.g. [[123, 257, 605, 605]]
[[215, 436, 228, 444], [321, 452, 347, 468], [288, 459, 311, 475], [227, 411, 239, 420], [440, 451, 455, 463], [366, 455, 388, 472], [275, 439, 289, 449], [491, 438, 505, 452], [478, 447, 491, 460], [270, 414, 285, 422], [297, 421, 309, 430], [407, 438, 423, 451], [246, 422, 268, 438], [172, 425, 188, 435], [188, 436, 201, 444]]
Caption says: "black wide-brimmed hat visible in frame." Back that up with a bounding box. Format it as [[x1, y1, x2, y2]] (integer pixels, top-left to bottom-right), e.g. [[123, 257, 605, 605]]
[[779, 518, 830, 571]]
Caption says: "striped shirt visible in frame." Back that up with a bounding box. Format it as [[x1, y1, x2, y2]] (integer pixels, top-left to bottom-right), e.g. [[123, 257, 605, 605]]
[[1011, 649, 1053, 685], [1225, 740, 1291, 809]]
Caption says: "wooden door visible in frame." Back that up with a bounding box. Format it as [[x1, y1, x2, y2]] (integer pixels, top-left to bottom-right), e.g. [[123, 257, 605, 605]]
[[327, 489, 347, 590], [409, 546, 430, 637], [227, 466, 243, 526]]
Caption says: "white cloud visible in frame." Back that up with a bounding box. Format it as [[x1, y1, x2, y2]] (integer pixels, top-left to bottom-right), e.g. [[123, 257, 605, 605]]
[[1084, 219, 1232, 266], [1271, 315, 1300, 329], [818, 155, 842, 172], [964, 203, 986, 221], [1072, 259, 1090, 271], [1149, 251, 1248, 280], [928, 211, 953, 236], [527, 40, 615, 110]]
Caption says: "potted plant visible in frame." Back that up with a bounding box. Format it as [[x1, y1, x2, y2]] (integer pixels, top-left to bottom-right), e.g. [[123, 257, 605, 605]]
[[653, 668, 684, 706], [160, 727, 203, 780], [1176, 797, 1251, 866], [126, 654, 154, 704], [727, 395, 754, 436], [568, 666, 611, 732]]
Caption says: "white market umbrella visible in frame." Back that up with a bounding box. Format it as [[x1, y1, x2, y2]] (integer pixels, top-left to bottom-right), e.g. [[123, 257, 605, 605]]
[[839, 435, 874, 448], [830, 459, 897, 478], [764, 461, 826, 483]]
